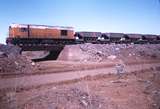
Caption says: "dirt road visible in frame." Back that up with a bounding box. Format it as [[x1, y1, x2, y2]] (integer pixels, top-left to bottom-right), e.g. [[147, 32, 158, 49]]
[[0, 61, 159, 91]]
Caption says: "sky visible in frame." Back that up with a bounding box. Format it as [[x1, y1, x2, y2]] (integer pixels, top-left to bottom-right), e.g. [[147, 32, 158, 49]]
[[0, 0, 160, 44]]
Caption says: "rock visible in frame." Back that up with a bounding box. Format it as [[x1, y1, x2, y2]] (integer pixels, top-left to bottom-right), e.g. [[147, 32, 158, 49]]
[[80, 99, 88, 107], [14, 61, 19, 66], [107, 55, 116, 60], [128, 53, 132, 56], [115, 48, 120, 51], [31, 62, 36, 66], [115, 63, 126, 78], [0, 52, 7, 58]]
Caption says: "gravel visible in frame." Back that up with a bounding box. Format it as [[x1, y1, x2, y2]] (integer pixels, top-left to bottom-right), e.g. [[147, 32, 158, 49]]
[[58, 44, 160, 62]]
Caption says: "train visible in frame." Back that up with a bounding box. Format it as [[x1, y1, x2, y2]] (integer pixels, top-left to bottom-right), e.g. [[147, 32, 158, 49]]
[[7, 24, 75, 45], [6, 23, 160, 45]]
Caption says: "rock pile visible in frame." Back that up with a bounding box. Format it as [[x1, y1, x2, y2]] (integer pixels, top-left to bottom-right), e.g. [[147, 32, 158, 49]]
[[58, 44, 160, 62], [0, 44, 34, 74]]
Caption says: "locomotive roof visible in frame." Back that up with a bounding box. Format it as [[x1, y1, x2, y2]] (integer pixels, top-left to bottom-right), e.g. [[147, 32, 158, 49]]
[[10, 24, 74, 30]]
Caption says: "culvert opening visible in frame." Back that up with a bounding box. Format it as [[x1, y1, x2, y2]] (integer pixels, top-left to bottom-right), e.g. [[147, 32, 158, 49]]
[[32, 50, 63, 62], [32, 47, 64, 62]]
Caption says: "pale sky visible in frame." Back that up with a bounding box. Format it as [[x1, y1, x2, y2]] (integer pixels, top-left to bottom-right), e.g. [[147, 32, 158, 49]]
[[0, 0, 160, 43]]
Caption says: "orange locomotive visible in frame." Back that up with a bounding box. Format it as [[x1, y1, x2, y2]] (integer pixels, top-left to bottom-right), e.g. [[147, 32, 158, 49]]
[[9, 23, 74, 39], [7, 23, 75, 44]]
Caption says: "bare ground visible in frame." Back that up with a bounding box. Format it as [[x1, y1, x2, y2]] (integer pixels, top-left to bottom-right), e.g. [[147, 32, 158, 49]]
[[8, 65, 160, 109], [0, 59, 159, 109], [0, 44, 160, 109]]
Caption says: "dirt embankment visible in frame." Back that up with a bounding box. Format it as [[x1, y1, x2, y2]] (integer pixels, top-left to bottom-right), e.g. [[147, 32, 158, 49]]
[[0, 44, 35, 75], [58, 44, 160, 62]]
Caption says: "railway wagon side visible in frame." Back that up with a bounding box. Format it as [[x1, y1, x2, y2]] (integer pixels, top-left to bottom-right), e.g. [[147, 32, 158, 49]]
[[75, 32, 101, 43]]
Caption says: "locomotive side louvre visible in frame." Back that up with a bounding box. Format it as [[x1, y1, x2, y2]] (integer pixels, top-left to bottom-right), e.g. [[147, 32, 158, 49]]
[[29, 28, 59, 38]]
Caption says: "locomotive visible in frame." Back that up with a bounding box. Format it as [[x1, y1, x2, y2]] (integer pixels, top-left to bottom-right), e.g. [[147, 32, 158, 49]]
[[6, 23, 160, 45], [6, 23, 75, 45]]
